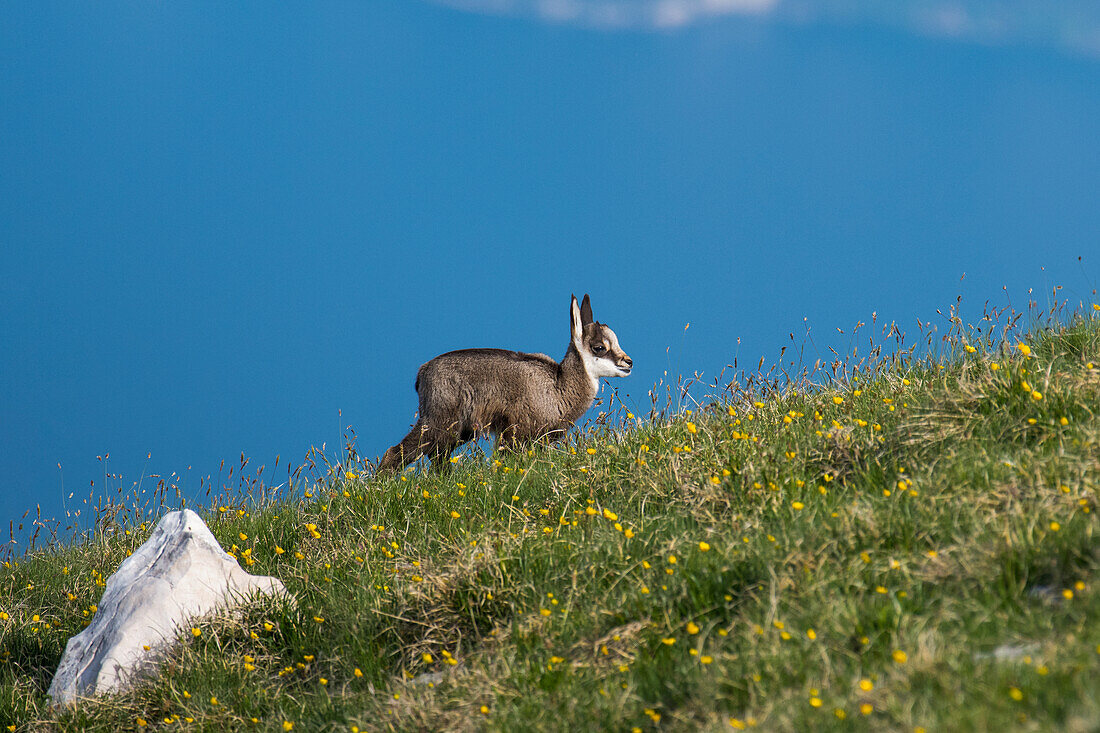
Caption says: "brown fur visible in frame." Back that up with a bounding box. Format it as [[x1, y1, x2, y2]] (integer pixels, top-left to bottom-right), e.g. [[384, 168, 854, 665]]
[[378, 295, 631, 472]]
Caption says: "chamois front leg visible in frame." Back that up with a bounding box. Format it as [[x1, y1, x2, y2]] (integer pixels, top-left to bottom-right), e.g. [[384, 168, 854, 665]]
[[493, 425, 525, 460], [495, 423, 557, 460], [543, 426, 570, 446]]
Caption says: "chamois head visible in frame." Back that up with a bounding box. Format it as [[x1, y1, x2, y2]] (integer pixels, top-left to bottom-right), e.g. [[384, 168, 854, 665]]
[[570, 294, 632, 380]]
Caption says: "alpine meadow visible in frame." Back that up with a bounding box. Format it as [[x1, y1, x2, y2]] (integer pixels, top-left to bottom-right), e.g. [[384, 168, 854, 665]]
[[3, 299, 1100, 732]]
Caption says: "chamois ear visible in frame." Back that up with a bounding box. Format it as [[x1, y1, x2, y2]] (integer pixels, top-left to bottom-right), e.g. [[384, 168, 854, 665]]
[[570, 294, 584, 346], [579, 294, 593, 327]]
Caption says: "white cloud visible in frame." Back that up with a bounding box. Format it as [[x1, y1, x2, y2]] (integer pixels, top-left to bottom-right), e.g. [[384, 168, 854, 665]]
[[425, 0, 1100, 57], [432, 0, 778, 29]]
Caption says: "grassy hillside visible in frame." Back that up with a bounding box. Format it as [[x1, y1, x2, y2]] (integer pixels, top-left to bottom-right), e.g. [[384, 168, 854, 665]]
[[3, 312, 1100, 732]]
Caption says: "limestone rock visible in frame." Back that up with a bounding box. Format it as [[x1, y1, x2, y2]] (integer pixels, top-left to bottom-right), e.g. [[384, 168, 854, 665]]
[[48, 509, 288, 705]]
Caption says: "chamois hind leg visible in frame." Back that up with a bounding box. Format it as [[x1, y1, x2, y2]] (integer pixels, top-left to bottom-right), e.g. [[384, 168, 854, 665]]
[[425, 422, 463, 474], [378, 421, 434, 473]]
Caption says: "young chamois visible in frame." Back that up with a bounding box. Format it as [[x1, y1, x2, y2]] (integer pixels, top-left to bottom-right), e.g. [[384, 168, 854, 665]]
[[378, 294, 632, 472]]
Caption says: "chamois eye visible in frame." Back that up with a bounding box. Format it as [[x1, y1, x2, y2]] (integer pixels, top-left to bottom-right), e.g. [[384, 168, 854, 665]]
[[592, 343, 606, 355]]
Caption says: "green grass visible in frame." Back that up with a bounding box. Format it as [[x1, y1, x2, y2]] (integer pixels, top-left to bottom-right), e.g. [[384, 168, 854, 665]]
[[3, 312, 1100, 732]]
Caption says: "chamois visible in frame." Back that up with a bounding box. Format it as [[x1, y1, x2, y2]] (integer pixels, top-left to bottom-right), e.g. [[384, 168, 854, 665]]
[[378, 294, 632, 472]]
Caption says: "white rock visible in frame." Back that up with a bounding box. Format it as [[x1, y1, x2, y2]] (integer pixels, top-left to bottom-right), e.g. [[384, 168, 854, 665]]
[[48, 509, 288, 705], [974, 642, 1040, 661]]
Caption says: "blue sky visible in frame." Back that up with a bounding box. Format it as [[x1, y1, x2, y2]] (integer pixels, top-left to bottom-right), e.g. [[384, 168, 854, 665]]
[[2, 2, 1099, 552]]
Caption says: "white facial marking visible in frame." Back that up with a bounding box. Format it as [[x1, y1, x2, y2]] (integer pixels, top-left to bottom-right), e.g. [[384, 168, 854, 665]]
[[579, 326, 631, 392], [579, 350, 602, 393]]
